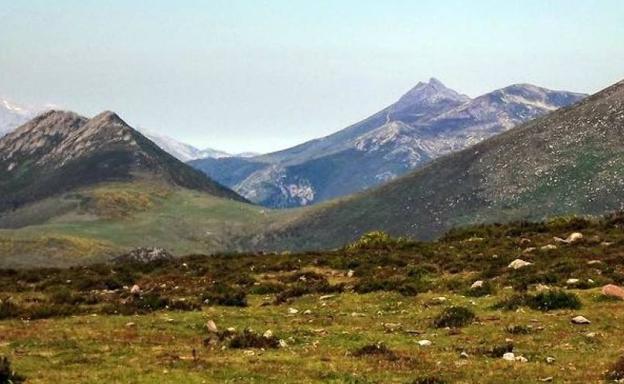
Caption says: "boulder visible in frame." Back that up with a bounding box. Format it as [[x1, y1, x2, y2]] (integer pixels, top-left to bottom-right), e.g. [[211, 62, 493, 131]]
[[601, 284, 624, 300], [130, 284, 141, 295], [206, 320, 218, 333], [508, 259, 532, 270], [566, 278, 580, 285], [571, 315, 591, 325], [470, 280, 484, 289], [502, 352, 515, 361], [417, 340, 432, 347]]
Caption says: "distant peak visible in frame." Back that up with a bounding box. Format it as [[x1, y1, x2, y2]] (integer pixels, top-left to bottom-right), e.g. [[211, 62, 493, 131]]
[[396, 78, 469, 107]]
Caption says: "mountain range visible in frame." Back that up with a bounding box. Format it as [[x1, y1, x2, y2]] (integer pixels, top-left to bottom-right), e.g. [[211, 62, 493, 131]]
[[257, 78, 624, 250], [191, 79, 586, 208]]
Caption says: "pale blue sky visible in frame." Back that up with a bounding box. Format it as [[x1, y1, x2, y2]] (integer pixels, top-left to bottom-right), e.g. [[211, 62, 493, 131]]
[[1, 0, 622, 153]]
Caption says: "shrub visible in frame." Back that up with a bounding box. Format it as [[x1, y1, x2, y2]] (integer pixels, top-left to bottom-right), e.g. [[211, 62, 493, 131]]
[[606, 355, 624, 381], [352, 343, 397, 360], [228, 329, 280, 349], [354, 277, 428, 296], [0, 356, 25, 384], [465, 281, 494, 297], [432, 306, 475, 328], [275, 280, 343, 304], [409, 376, 446, 384], [0, 300, 20, 320], [479, 341, 514, 358], [526, 290, 581, 311], [346, 231, 410, 251], [492, 294, 527, 311], [249, 282, 285, 295], [505, 325, 531, 335], [202, 285, 247, 307], [49, 287, 84, 305]]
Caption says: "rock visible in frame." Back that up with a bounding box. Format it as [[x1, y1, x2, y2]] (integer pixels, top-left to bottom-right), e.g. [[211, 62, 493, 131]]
[[130, 284, 141, 295], [515, 355, 528, 363], [226, 327, 236, 332], [566, 278, 580, 285], [522, 247, 536, 254], [460, 351, 469, 359], [502, 352, 515, 361], [243, 350, 255, 356], [417, 340, 432, 347], [539, 377, 554, 382], [470, 280, 484, 289], [263, 330, 273, 338], [288, 307, 299, 314], [587, 260, 603, 265], [383, 323, 402, 332], [584, 332, 597, 338], [534, 284, 551, 292], [347, 270, 355, 278], [601, 284, 624, 300], [319, 294, 335, 301], [546, 356, 556, 364], [278, 339, 288, 348], [125, 322, 136, 328], [303, 309, 312, 315], [571, 315, 591, 325], [206, 320, 218, 333], [567, 232, 584, 243], [540, 244, 558, 251], [114, 247, 174, 264], [508, 259, 532, 270]]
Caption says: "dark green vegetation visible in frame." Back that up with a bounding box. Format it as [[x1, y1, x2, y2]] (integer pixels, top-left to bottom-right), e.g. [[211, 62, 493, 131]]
[[2, 216, 624, 382], [259, 79, 624, 250], [0, 110, 245, 214], [0, 356, 25, 384]]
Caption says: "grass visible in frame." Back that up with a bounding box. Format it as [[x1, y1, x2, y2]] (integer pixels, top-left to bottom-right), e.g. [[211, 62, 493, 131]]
[[2, 217, 624, 381]]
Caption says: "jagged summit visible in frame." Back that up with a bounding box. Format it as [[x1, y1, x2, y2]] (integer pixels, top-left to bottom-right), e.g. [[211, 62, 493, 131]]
[[395, 78, 470, 108], [0, 110, 247, 212]]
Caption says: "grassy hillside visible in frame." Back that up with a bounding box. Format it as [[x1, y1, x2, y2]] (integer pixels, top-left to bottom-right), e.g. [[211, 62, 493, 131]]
[[2, 216, 624, 382], [0, 181, 294, 268]]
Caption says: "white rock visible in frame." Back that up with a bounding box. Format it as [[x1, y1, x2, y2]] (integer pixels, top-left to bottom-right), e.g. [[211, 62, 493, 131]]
[[508, 259, 532, 270], [417, 340, 432, 347], [226, 327, 236, 332], [571, 315, 591, 324], [206, 320, 218, 333], [347, 270, 355, 278], [567, 232, 583, 243], [546, 356, 556, 364], [470, 280, 484, 289], [460, 351, 469, 359], [541, 244, 558, 251], [288, 307, 299, 314], [130, 284, 141, 294], [263, 329, 273, 338], [566, 278, 580, 285], [303, 309, 312, 315], [319, 294, 335, 301], [515, 355, 528, 363], [278, 339, 288, 348], [502, 352, 515, 361]]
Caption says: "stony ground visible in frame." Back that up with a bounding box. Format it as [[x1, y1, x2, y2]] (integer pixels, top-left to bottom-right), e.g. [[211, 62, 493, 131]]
[[2, 216, 624, 383]]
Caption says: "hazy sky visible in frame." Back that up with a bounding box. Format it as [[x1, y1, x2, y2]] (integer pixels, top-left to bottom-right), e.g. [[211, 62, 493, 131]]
[[1, 0, 623, 153]]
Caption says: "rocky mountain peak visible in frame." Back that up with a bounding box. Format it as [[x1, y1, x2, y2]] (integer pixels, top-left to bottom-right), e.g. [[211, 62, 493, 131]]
[[395, 78, 470, 108]]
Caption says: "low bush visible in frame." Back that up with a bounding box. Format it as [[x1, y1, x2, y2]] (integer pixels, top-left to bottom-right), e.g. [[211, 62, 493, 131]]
[[352, 343, 397, 360], [409, 376, 447, 384], [465, 281, 495, 297], [526, 290, 581, 311], [0, 356, 25, 384], [606, 355, 624, 381], [0, 299, 20, 320], [202, 285, 248, 307], [228, 329, 280, 349], [345, 231, 410, 252], [432, 306, 475, 328]]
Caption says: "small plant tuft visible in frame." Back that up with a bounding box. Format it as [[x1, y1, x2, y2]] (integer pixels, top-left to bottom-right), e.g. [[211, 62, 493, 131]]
[[432, 306, 475, 328]]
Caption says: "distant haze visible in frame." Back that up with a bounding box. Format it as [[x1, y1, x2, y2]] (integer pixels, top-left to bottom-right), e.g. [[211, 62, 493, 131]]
[[1, 0, 622, 153]]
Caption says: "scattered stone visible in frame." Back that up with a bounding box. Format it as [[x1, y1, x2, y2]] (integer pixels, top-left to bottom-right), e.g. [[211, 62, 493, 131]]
[[243, 350, 255, 356], [502, 352, 515, 361], [546, 356, 556, 364], [303, 309, 313, 315], [522, 247, 536, 254], [515, 355, 528, 363], [206, 320, 218, 333], [417, 340, 432, 347], [519, 238, 532, 245], [571, 316, 591, 325], [130, 284, 141, 295], [602, 284, 624, 300], [278, 339, 288, 348], [534, 284, 551, 292], [584, 332, 597, 338], [587, 260, 603, 265], [460, 351, 469, 359], [539, 377, 554, 382], [470, 280, 484, 289], [566, 278, 580, 285], [227, 327, 236, 332], [541, 244, 558, 251], [319, 294, 335, 301], [508, 259, 532, 270], [263, 330, 273, 338], [347, 270, 355, 278], [383, 323, 402, 332], [125, 322, 136, 328], [288, 308, 299, 314]]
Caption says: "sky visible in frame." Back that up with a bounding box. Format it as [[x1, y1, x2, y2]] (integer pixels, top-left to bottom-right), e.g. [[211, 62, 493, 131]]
[[0, 1, 623, 154]]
